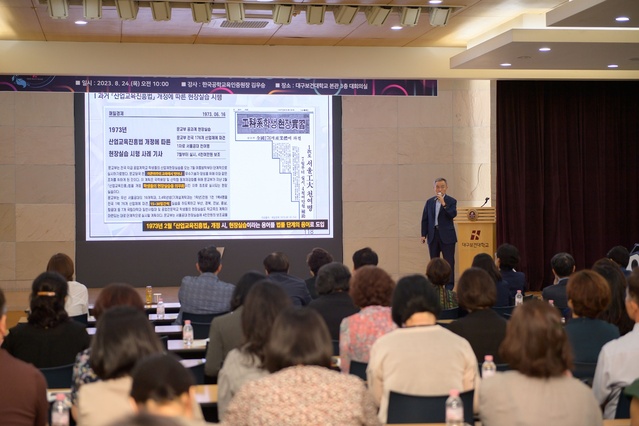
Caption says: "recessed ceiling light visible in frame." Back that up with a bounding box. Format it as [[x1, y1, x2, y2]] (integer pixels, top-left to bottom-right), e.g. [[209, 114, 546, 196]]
[[75, 20, 88, 25], [429, 0, 443, 4], [500, 63, 512, 67], [391, 25, 403, 30], [608, 64, 619, 68], [616, 16, 630, 22], [539, 47, 551, 52]]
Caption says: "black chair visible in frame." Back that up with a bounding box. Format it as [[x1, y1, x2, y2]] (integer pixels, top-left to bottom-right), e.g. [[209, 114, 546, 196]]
[[188, 360, 206, 385], [349, 360, 367, 381], [495, 363, 510, 372], [331, 340, 340, 356], [615, 387, 631, 419], [191, 321, 212, 340], [491, 305, 515, 319], [159, 335, 168, 352], [182, 312, 227, 324], [387, 389, 474, 424], [40, 363, 74, 388], [572, 362, 597, 386], [69, 314, 88, 325], [438, 307, 460, 320]]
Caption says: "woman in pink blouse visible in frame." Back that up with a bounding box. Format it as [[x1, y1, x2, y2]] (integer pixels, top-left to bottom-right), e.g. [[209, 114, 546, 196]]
[[339, 265, 397, 373]]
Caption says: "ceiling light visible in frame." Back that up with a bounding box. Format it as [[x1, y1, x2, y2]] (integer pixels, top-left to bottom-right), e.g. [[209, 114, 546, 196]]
[[429, 0, 443, 3], [306, 5, 326, 25], [608, 64, 619, 68], [75, 20, 88, 25], [150, 1, 171, 21], [191, 3, 211, 23], [273, 4, 294, 25], [539, 47, 551, 52], [391, 25, 402, 30], [365, 6, 392, 26], [500, 63, 512, 67], [616, 16, 630, 22], [225, 3, 245, 22], [115, 0, 138, 20], [333, 5, 358, 25], [428, 7, 451, 27], [399, 7, 421, 27], [47, 0, 69, 19]]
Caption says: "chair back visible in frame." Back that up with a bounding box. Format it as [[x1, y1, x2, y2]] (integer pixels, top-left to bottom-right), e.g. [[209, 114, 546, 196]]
[[191, 321, 212, 340], [572, 362, 597, 385], [159, 335, 168, 351], [40, 363, 75, 388], [189, 360, 206, 385], [438, 307, 460, 320], [349, 361, 368, 381], [69, 314, 88, 325], [491, 305, 515, 319], [495, 363, 510, 372], [331, 340, 340, 356], [387, 389, 474, 424], [615, 387, 631, 419]]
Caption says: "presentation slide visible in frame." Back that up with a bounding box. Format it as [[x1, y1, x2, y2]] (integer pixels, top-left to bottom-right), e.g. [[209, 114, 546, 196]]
[[85, 93, 333, 241]]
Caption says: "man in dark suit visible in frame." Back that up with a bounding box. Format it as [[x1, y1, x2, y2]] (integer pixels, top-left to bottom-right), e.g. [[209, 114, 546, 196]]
[[264, 251, 312, 306], [542, 252, 576, 311], [421, 177, 458, 290]]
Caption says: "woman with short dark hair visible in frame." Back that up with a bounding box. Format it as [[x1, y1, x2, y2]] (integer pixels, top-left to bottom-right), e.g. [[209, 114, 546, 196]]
[[76, 306, 166, 426], [223, 308, 380, 425], [565, 269, 619, 363], [217, 280, 291, 419], [367, 274, 478, 424], [593, 258, 635, 335], [339, 265, 397, 374], [479, 299, 602, 425], [426, 257, 458, 309], [446, 267, 508, 363], [472, 253, 510, 307], [2, 271, 90, 368]]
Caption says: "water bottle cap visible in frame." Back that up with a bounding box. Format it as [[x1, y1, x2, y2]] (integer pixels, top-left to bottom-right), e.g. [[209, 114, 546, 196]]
[[516, 290, 522, 294], [185, 320, 191, 324], [484, 355, 493, 361], [449, 389, 460, 397], [56, 393, 66, 401]]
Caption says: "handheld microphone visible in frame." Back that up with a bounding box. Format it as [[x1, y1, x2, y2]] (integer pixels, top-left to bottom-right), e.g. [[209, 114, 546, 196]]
[[480, 197, 490, 208]]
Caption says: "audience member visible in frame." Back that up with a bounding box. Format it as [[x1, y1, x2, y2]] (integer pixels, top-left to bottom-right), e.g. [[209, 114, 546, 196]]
[[426, 257, 458, 309], [480, 299, 602, 425], [177, 246, 234, 324], [495, 243, 526, 302], [367, 274, 478, 423], [223, 308, 380, 425], [0, 288, 49, 426], [76, 306, 167, 426], [352, 247, 378, 270], [205, 271, 265, 378], [46, 252, 89, 317], [308, 262, 359, 340], [339, 265, 396, 374], [472, 253, 510, 307], [446, 268, 508, 363], [263, 252, 311, 306], [608, 245, 632, 277], [129, 353, 210, 426], [541, 252, 575, 311], [593, 258, 635, 335], [217, 281, 291, 419], [110, 413, 183, 426], [2, 271, 90, 367], [593, 269, 639, 418], [565, 270, 619, 363], [304, 248, 333, 299], [71, 282, 146, 411]]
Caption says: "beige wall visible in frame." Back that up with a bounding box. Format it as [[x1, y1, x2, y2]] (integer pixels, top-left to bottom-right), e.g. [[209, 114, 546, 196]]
[[0, 80, 491, 309]]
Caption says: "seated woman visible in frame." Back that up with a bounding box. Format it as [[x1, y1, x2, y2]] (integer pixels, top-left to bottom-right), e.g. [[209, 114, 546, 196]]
[[367, 274, 479, 423], [129, 353, 210, 426], [76, 306, 168, 426], [479, 300, 602, 426], [426, 257, 458, 309], [495, 243, 526, 303], [339, 265, 396, 374], [2, 271, 90, 368], [593, 258, 635, 335], [446, 267, 508, 363], [46, 252, 89, 317], [472, 253, 510, 307], [205, 271, 266, 379], [565, 269, 620, 363], [217, 281, 291, 419], [223, 308, 380, 425], [71, 282, 146, 412]]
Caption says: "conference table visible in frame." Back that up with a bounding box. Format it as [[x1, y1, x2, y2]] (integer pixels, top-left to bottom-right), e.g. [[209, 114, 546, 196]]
[[47, 384, 217, 405], [87, 324, 183, 337]]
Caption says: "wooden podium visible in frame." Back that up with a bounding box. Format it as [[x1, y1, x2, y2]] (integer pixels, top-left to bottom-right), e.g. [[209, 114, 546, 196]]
[[455, 207, 497, 274]]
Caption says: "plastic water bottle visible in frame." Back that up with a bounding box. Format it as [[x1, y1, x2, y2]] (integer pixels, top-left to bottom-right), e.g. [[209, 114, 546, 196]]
[[445, 389, 464, 426], [156, 297, 165, 319], [515, 290, 523, 306], [482, 355, 497, 378], [183, 320, 194, 347], [51, 393, 69, 426]]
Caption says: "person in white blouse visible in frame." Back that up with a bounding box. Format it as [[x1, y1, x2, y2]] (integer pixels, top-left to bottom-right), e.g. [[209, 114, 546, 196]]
[[47, 253, 89, 317]]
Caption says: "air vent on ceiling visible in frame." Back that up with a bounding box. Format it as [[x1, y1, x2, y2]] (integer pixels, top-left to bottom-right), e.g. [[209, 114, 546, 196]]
[[220, 20, 270, 29]]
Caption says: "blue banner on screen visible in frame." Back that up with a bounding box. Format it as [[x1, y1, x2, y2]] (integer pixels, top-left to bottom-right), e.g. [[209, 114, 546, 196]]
[[0, 75, 436, 96]]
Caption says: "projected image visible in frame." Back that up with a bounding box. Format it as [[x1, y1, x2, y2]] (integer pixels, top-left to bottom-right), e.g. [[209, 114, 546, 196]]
[[85, 93, 333, 240]]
